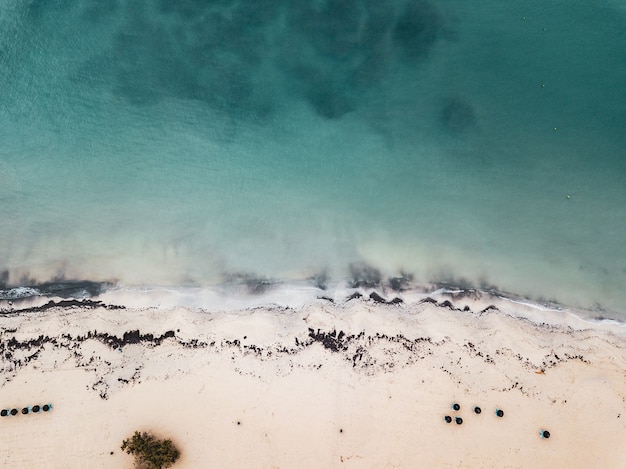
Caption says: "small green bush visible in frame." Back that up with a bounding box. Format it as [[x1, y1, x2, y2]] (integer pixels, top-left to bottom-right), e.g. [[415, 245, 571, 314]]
[[121, 431, 181, 469]]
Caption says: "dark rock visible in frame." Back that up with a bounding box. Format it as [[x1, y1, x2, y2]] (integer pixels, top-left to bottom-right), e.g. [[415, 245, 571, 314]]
[[369, 292, 387, 304]]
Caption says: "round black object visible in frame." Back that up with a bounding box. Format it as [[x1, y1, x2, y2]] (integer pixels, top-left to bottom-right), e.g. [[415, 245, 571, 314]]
[[1, 409, 8, 417], [21, 407, 29, 415], [42, 405, 50, 412], [455, 417, 463, 425], [452, 403, 460, 411], [496, 409, 504, 417], [32, 405, 40, 412], [10, 409, 18, 416], [444, 415, 452, 423], [542, 430, 550, 439], [474, 407, 481, 414]]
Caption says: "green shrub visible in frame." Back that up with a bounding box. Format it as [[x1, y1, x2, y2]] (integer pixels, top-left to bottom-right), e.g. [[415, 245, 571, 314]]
[[121, 431, 181, 469]]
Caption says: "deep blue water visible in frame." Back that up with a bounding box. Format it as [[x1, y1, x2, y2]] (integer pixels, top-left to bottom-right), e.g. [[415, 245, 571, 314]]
[[1, 0, 625, 313]]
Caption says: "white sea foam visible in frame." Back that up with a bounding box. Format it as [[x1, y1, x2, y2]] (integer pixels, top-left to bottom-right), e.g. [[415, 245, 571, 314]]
[[0, 287, 42, 300]]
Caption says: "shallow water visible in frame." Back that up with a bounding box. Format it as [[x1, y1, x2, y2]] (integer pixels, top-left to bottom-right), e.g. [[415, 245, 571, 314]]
[[1, 0, 625, 314]]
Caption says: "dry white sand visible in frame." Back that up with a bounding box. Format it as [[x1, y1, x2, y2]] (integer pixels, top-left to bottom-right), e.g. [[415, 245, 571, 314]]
[[1, 293, 625, 468]]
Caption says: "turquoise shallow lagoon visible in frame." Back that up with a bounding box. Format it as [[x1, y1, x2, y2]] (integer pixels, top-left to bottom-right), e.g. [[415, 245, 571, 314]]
[[0, 1, 624, 314]]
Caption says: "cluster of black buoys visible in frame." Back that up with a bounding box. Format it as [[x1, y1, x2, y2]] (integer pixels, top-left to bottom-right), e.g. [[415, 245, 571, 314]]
[[1, 404, 52, 417], [444, 403, 499, 425], [443, 403, 551, 439], [443, 402, 465, 425]]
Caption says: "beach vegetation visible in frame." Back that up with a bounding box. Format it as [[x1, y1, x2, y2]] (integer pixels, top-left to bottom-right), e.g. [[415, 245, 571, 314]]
[[121, 431, 181, 469]]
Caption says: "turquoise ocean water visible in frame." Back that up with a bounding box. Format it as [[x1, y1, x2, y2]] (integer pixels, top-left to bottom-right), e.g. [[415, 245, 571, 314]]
[[0, 1, 624, 315]]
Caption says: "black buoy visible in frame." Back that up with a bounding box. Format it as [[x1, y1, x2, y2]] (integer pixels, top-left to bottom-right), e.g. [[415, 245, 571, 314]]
[[32, 405, 40, 413], [496, 409, 504, 418], [452, 403, 460, 411], [42, 404, 51, 412], [10, 409, 18, 416], [1, 409, 8, 417], [444, 415, 452, 423], [474, 406, 481, 414], [541, 430, 551, 439], [21, 407, 29, 415], [455, 417, 463, 425]]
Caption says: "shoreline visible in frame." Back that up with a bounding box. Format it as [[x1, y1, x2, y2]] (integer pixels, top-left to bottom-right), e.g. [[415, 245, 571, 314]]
[[2, 277, 625, 326], [1, 295, 625, 468]]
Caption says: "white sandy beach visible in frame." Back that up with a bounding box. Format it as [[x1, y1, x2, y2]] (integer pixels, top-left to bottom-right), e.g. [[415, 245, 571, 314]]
[[1, 292, 625, 468]]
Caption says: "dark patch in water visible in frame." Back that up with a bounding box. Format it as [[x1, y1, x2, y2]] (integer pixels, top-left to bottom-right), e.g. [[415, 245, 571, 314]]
[[26, 0, 73, 21], [2, 299, 124, 314], [0, 278, 112, 301], [310, 271, 329, 290], [393, 0, 442, 60], [34, 280, 109, 298], [81, 0, 120, 23], [349, 263, 382, 288], [306, 84, 354, 119], [388, 272, 414, 291], [293, 0, 364, 61], [441, 97, 475, 133], [434, 278, 478, 291], [69, 0, 450, 121], [226, 273, 278, 295], [231, 0, 282, 28]]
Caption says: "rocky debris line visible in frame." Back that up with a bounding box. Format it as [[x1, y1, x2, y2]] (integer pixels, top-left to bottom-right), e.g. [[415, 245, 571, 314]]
[[0, 298, 588, 400], [344, 291, 497, 312], [418, 296, 498, 314], [305, 328, 441, 371], [345, 291, 404, 304]]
